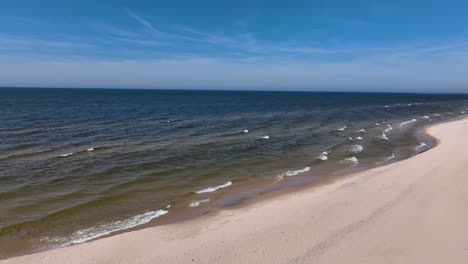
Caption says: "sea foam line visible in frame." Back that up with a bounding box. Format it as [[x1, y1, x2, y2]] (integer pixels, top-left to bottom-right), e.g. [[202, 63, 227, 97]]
[[190, 199, 210, 207], [196, 181, 232, 194], [275, 167, 311, 182], [47, 209, 168, 246], [400, 119, 417, 127], [377, 152, 395, 164]]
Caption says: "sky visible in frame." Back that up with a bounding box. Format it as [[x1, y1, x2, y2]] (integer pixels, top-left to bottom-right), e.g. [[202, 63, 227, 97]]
[[1, 0, 468, 93]]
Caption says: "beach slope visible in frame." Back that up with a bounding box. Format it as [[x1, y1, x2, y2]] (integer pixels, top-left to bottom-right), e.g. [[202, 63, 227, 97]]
[[3, 118, 468, 264]]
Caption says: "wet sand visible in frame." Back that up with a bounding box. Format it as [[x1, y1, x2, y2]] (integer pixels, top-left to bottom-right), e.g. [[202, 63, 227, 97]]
[[3, 117, 468, 264]]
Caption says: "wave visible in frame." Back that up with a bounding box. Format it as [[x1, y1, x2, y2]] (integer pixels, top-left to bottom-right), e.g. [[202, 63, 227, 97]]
[[351, 145, 364, 154], [422, 116, 430, 119], [190, 199, 210, 207], [317, 151, 330, 161], [416, 142, 427, 150], [375, 123, 380, 126], [400, 119, 417, 127], [86, 147, 94, 151], [356, 129, 366, 133], [384, 124, 393, 133], [378, 132, 388, 140], [59, 153, 73, 157], [243, 129, 249, 133], [336, 125, 348, 131], [47, 209, 168, 246], [196, 181, 232, 194], [275, 167, 311, 182], [342, 156, 359, 164], [356, 136, 363, 140], [377, 152, 395, 164], [261, 135, 270, 139]]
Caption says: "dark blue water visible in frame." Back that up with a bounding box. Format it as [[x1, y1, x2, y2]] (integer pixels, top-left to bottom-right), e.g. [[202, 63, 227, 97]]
[[1, 88, 468, 257]]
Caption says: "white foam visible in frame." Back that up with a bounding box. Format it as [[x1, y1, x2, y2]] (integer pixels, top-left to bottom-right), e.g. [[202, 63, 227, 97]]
[[351, 145, 364, 154], [275, 167, 311, 182], [422, 116, 430, 119], [342, 156, 359, 164], [348, 137, 353, 140], [261, 135, 270, 139], [384, 125, 393, 133], [434, 114, 442, 117], [375, 123, 380, 126], [377, 152, 395, 164], [59, 153, 73, 157], [356, 129, 366, 133], [243, 129, 249, 133], [196, 181, 232, 194], [400, 119, 417, 127], [356, 136, 363, 140], [337, 125, 347, 131], [318, 151, 330, 161], [48, 209, 168, 246], [385, 105, 390, 108], [378, 132, 388, 140], [190, 199, 210, 207], [416, 142, 427, 150], [87, 147, 94, 151]]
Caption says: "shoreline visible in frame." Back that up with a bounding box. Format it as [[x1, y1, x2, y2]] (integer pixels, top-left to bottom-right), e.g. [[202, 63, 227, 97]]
[[2, 116, 468, 263]]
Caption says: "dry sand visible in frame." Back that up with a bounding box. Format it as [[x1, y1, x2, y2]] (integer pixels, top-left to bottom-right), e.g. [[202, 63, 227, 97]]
[[3, 117, 468, 264]]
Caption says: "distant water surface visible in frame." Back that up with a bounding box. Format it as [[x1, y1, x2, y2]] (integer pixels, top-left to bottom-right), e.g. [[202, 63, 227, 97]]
[[1, 88, 468, 257]]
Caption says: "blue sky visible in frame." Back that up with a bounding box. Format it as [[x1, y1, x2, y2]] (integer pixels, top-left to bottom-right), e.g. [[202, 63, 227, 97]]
[[1, 0, 468, 92]]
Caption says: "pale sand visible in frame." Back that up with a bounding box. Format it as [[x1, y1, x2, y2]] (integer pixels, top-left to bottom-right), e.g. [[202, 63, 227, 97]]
[[3, 118, 468, 264]]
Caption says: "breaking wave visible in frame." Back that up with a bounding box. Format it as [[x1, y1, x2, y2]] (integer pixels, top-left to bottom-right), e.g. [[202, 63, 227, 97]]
[[196, 181, 232, 194]]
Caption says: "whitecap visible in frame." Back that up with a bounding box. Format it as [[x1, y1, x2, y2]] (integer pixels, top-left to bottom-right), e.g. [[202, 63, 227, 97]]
[[351, 145, 364, 154], [378, 132, 388, 140], [375, 123, 380, 126], [385, 105, 390, 108], [384, 125, 393, 133], [400, 119, 417, 127], [317, 151, 330, 161], [243, 129, 249, 133], [275, 167, 311, 182], [356, 136, 363, 140], [47, 209, 168, 246], [356, 129, 366, 133], [196, 181, 232, 194], [348, 137, 353, 140], [342, 157, 359, 164], [87, 147, 94, 151], [422, 116, 430, 119], [59, 153, 73, 157], [261, 135, 270, 139], [336, 125, 347, 131], [190, 199, 210, 207]]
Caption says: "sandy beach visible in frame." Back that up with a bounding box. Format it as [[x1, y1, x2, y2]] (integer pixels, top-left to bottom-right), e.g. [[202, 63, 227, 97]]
[[3, 117, 468, 264]]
